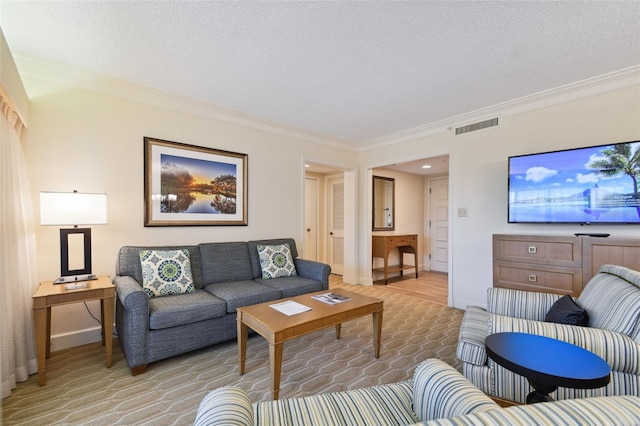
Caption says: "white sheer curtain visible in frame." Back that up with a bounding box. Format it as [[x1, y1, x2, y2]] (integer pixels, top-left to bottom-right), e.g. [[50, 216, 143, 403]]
[[0, 93, 38, 398]]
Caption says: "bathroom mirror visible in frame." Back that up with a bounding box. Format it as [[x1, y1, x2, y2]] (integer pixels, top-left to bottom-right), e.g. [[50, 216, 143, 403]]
[[372, 176, 395, 231]]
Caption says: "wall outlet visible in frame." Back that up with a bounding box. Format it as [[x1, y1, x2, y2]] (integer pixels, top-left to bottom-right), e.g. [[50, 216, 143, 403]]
[[457, 207, 468, 217]]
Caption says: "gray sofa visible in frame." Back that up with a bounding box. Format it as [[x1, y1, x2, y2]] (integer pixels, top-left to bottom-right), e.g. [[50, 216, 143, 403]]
[[114, 238, 330, 375]]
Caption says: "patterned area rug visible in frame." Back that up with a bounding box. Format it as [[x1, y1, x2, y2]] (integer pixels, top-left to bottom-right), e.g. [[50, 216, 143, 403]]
[[2, 282, 463, 425]]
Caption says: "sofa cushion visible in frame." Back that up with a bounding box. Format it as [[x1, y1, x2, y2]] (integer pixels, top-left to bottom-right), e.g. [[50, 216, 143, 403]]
[[254, 380, 418, 426], [248, 238, 298, 279], [204, 280, 282, 313], [413, 358, 499, 422], [577, 268, 640, 335], [140, 249, 196, 298], [148, 290, 227, 330], [423, 395, 640, 426], [254, 276, 324, 298], [545, 294, 589, 326], [199, 242, 254, 284], [257, 243, 297, 279]]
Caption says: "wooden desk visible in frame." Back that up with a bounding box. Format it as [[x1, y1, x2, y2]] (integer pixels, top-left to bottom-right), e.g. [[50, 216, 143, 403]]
[[32, 275, 115, 386], [372, 234, 418, 284]]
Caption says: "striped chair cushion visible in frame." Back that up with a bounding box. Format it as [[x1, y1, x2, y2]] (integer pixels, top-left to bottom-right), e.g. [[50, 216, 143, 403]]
[[194, 386, 253, 426], [490, 314, 640, 374], [412, 358, 499, 422], [456, 306, 490, 366], [461, 363, 492, 395], [487, 287, 562, 320], [422, 396, 640, 426], [577, 267, 640, 335], [254, 380, 418, 426]]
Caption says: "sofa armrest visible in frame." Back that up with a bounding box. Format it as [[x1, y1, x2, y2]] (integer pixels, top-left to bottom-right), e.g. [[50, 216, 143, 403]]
[[413, 358, 499, 422], [294, 258, 331, 290], [456, 306, 490, 366], [194, 386, 253, 426], [113, 275, 150, 370], [113, 275, 149, 310], [491, 314, 640, 375], [487, 287, 563, 320]]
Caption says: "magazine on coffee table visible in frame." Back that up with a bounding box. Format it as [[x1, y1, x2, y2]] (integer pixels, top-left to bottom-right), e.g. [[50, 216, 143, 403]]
[[312, 292, 352, 305]]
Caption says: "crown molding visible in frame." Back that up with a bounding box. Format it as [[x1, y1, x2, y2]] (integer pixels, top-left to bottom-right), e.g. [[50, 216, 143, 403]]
[[359, 65, 640, 151], [14, 55, 639, 153], [14, 55, 359, 152]]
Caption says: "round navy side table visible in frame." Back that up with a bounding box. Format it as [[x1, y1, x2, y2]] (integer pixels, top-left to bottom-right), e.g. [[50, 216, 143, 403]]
[[485, 332, 611, 404]]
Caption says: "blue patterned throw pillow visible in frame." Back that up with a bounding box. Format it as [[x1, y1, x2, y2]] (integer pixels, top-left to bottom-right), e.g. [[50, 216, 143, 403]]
[[257, 243, 297, 279], [139, 249, 195, 298]]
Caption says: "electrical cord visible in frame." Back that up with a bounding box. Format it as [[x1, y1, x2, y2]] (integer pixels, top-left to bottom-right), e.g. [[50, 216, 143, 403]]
[[84, 301, 119, 338]]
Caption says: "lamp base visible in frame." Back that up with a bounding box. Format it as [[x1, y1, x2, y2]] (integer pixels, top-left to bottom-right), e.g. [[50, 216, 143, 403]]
[[54, 274, 98, 284]]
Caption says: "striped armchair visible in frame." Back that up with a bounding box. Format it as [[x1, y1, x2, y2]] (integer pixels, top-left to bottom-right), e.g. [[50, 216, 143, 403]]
[[194, 358, 640, 425], [457, 264, 640, 404]]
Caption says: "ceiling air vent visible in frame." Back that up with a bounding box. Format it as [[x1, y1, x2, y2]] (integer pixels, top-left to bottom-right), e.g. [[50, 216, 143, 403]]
[[455, 117, 499, 135]]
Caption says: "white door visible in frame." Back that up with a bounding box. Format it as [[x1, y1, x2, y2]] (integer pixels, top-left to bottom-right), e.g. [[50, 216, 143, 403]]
[[428, 177, 449, 273], [327, 175, 344, 275], [304, 177, 319, 261]]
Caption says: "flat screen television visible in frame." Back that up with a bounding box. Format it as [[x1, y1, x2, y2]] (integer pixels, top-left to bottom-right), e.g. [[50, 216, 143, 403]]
[[508, 140, 640, 224]]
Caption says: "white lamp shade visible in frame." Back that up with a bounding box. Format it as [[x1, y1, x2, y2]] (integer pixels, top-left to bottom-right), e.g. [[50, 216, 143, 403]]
[[40, 192, 108, 226]]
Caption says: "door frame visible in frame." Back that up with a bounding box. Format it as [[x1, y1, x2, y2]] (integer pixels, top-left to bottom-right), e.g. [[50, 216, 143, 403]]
[[325, 173, 344, 275], [304, 176, 320, 261], [303, 162, 357, 284], [426, 176, 449, 273]]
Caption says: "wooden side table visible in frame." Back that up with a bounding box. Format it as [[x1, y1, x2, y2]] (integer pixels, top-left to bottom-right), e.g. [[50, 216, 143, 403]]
[[372, 234, 419, 284], [32, 275, 115, 385]]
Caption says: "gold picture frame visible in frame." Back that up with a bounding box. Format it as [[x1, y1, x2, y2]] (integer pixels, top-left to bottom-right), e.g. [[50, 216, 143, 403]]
[[144, 137, 248, 226]]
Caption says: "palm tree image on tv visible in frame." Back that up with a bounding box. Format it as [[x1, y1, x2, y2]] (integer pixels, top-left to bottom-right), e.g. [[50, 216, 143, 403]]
[[508, 141, 640, 223], [590, 143, 640, 201], [160, 154, 237, 214]]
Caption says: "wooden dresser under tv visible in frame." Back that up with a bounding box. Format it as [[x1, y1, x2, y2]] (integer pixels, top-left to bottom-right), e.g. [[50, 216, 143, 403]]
[[493, 234, 640, 296]]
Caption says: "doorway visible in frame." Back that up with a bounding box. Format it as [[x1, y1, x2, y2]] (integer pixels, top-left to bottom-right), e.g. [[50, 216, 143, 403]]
[[304, 162, 355, 281], [428, 177, 449, 273], [326, 174, 344, 275], [304, 177, 319, 261], [371, 155, 450, 299]]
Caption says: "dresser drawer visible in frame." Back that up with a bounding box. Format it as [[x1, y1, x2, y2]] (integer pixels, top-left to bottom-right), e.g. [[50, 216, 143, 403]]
[[386, 235, 416, 246], [494, 261, 583, 295], [493, 235, 581, 268]]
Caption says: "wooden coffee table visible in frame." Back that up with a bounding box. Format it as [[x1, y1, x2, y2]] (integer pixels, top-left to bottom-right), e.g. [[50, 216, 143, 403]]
[[237, 289, 383, 399]]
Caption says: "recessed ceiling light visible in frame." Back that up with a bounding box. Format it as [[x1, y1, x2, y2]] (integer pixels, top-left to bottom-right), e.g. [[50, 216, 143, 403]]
[[422, 165, 432, 169]]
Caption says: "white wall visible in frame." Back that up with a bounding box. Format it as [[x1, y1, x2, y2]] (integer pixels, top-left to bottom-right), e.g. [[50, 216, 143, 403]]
[[21, 69, 359, 349], [362, 84, 640, 310], [17, 58, 640, 349]]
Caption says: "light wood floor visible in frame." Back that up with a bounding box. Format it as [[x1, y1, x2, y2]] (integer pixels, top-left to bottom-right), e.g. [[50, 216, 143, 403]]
[[332, 270, 449, 306]]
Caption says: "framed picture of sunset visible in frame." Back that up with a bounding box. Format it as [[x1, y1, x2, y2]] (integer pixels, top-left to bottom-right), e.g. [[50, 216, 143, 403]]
[[144, 137, 248, 226]]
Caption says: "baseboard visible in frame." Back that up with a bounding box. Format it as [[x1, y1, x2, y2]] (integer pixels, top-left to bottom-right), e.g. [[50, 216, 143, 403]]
[[50, 326, 106, 352]]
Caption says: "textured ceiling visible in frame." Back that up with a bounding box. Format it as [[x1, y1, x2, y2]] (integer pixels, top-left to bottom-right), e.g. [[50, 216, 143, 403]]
[[1, 1, 639, 145]]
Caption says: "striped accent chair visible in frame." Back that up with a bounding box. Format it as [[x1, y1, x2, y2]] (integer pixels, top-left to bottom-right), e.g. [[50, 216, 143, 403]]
[[194, 358, 640, 425], [457, 264, 640, 404]]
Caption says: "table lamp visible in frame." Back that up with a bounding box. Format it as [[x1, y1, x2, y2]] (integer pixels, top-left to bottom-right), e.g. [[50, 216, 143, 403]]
[[40, 190, 108, 284]]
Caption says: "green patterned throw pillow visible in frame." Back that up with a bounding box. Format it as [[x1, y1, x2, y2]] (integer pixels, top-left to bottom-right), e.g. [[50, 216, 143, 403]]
[[257, 243, 297, 279], [139, 249, 195, 298]]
